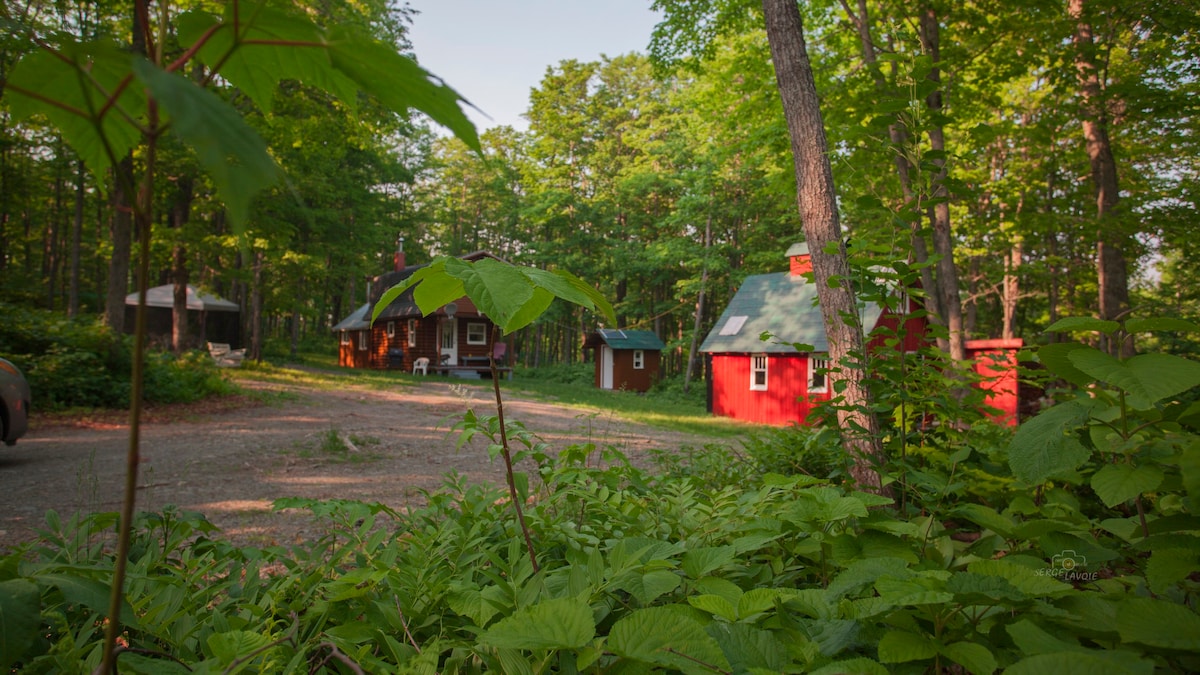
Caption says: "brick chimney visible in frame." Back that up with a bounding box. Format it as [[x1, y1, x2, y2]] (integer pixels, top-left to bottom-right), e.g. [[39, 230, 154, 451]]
[[787, 242, 811, 276], [393, 235, 406, 271]]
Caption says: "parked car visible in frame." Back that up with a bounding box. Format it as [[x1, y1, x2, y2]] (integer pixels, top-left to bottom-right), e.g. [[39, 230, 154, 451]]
[[0, 357, 31, 445]]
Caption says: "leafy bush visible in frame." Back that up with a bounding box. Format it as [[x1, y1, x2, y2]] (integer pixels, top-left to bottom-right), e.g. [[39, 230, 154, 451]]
[[0, 302, 235, 410], [513, 361, 593, 385]]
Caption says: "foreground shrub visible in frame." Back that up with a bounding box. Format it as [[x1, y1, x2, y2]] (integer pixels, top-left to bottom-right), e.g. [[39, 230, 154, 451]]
[[0, 302, 234, 410]]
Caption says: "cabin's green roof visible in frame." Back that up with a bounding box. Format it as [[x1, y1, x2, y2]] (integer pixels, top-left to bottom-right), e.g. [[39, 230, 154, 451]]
[[589, 328, 665, 351], [699, 272, 883, 353]]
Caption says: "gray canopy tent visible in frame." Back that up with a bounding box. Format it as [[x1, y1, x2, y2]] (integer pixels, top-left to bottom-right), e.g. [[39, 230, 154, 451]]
[[123, 284, 242, 348]]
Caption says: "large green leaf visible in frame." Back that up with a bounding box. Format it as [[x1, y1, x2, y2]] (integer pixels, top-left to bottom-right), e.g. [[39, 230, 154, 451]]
[[1045, 317, 1120, 334], [1037, 343, 1098, 387], [477, 597, 595, 650], [939, 641, 996, 675], [0, 579, 39, 670], [461, 259, 536, 329], [876, 630, 937, 663], [1117, 597, 1200, 650], [608, 606, 730, 671], [1090, 463, 1164, 508], [1005, 651, 1153, 675], [176, 6, 358, 115], [7, 40, 146, 179], [132, 59, 281, 229], [681, 546, 737, 579], [1006, 619, 1088, 656], [1124, 318, 1200, 334], [38, 573, 139, 627], [707, 623, 790, 674], [328, 27, 480, 151], [1008, 399, 1096, 485], [1068, 351, 1200, 409]]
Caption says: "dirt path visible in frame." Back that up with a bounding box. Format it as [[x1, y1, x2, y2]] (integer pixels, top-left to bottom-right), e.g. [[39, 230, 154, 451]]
[[0, 376, 720, 551]]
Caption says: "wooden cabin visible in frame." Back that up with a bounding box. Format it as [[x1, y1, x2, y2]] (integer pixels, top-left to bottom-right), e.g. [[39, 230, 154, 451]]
[[332, 249, 505, 377], [583, 329, 665, 393]]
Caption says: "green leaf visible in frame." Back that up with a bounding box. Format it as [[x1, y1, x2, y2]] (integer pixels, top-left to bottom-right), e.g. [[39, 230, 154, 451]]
[[1090, 464, 1164, 507], [1045, 317, 1120, 334], [478, 597, 596, 650], [707, 623, 790, 673], [808, 658, 889, 675], [1008, 399, 1095, 485], [939, 641, 996, 675], [38, 573, 139, 627], [448, 584, 509, 626], [681, 546, 737, 579], [1117, 597, 1200, 650], [1037, 343, 1098, 387], [0, 579, 39, 671], [6, 40, 147, 181], [328, 26, 479, 150], [944, 572, 1027, 603], [461, 259, 535, 329], [177, 6, 358, 115], [1145, 549, 1199, 594], [1005, 651, 1153, 675], [618, 570, 681, 606], [1124, 318, 1200, 333], [208, 630, 272, 664], [967, 559, 1073, 597], [1007, 619, 1088, 656], [132, 59, 281, 229], [877, 630, 936, 663], [1069, 351, 1200, 409], [688, 594, 739, 622], [609, 606, 730, 671], [951, 503, 1015, 538]]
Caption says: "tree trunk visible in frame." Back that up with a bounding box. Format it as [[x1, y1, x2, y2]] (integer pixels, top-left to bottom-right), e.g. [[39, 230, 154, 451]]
[[250, 249, 264, 362], [69, 160, 84, 318], [762, 0, 886, 494], [919, 7, 967, 362], [170, 176, 193, 353], [1070, 0, 1131, 356], [684, 215, 711, 394]]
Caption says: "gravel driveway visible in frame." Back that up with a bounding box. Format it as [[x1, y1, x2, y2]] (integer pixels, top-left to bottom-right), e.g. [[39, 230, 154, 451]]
[[0, 375, 720, 551]]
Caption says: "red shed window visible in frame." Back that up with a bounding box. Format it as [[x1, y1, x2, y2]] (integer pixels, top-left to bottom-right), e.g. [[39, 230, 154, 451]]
[[750, 354, 768, 391], [809, 354, 830, 393]]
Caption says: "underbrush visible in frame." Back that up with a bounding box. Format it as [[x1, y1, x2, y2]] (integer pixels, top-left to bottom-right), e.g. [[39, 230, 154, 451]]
[[0, 302, 237, 410]]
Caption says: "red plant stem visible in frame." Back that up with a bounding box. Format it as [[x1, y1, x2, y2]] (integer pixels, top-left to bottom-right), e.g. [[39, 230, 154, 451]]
[[490, 328, 539, 572]]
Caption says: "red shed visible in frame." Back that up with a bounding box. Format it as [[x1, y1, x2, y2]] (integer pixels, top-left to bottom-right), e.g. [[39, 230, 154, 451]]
[[582, 329, 666, 393], [700, 243, 1021, 426], [700, 243, 919, 425]]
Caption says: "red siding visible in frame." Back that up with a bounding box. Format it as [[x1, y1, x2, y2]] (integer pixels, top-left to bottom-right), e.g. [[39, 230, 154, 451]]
[[966, 338, 1023, 426], [711, 354, 827, 425]]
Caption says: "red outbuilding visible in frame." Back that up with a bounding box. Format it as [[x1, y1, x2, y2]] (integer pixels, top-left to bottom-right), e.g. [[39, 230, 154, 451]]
[[700, 243, 1021, 426]]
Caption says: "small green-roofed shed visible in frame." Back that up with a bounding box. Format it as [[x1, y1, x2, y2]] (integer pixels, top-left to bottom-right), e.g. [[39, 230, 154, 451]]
[[583, 329, 665, 392]]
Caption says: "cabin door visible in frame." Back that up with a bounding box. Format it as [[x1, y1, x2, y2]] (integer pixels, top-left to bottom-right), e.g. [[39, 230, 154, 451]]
[[440, 318, 458, 365], [600, 346, 614, 389]]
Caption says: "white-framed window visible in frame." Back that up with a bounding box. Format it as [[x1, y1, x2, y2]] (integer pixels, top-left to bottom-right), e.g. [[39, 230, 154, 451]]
[[358, 331, 368, 351], [467, 322, 488, 345], [386, 321, 395, 338], [750, 354, 768, 391], [809, 354, 830, 393], [407, 319, 417, 347], [633, 349, 645, 370], [340, 331, 350, 345]]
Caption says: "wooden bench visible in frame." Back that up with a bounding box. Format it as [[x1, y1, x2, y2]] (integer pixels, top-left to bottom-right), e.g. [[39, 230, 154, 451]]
[[207, 342, 246, 368], [431, 364, 513, 380]]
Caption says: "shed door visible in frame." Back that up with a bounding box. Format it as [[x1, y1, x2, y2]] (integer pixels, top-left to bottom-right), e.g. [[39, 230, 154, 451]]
[[600, 346, 614, 389]]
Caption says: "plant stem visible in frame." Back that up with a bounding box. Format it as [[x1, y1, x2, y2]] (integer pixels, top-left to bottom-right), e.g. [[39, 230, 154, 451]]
[[490, 328, 539, 572]]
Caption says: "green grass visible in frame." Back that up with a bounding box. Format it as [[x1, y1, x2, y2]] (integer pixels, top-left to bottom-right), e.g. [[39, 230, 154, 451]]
[[223, 355, 753, 439]]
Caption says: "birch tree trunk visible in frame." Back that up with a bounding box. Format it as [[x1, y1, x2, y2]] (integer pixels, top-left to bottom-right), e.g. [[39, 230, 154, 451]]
[[762, 0, 886, 494]]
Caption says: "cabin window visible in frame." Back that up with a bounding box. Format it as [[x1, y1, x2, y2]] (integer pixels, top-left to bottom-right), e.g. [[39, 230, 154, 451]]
[[467, 322, 488, 345], [340, 331, 350, 345], [750, 354, 768, 391], [386, 321, 395, 338], [633, 350, 645, 370], [809, 354, 830, 393], [407, 319, 417, 347], [357, 331, 368, 351]]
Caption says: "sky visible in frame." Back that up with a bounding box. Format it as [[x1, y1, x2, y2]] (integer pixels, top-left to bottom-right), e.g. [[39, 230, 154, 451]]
[[406, 0, 663, 134]]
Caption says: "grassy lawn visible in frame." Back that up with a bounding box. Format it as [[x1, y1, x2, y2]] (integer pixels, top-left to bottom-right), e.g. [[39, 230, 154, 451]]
[[233, 347, 754, 440]]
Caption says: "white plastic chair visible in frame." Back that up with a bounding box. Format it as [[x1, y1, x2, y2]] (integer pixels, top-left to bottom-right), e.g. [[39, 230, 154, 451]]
[[412, 357, 429, 375]]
